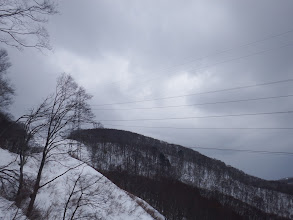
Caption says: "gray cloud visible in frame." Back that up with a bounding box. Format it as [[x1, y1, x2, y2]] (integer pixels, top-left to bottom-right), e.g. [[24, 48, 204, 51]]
[[6, 0, 293, 180]]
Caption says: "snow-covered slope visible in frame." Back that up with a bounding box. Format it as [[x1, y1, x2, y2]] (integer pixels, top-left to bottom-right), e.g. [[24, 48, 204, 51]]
[[0, 146, 164, 220], [0, 196, 27, 219]]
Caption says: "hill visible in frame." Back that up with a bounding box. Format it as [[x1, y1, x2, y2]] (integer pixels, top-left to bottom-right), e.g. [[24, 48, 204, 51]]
[[70, 128, 293, 219], [279, 177, 293, 185], [0, 145, 164, 219]]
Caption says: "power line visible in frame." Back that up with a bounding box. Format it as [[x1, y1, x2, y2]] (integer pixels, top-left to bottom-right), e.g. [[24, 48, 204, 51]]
[[98, 110, 293, 122], [99, 126, 293, 156], [104, 27, 293, 87], [131, 42, 293, 89], [102, 125, 293, 156], [92, 78, 293, 106], [190, 146, 293, 156], [103, 124, 293, 130], [92, 94, 293, 110]]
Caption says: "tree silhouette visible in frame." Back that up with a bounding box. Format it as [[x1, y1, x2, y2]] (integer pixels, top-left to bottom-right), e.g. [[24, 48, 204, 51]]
[[0, 49, 13, 110], [0, 0, 57, 50], [20, 73, 94, 217]]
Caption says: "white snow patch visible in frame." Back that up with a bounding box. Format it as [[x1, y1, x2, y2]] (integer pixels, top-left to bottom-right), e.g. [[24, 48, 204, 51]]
[[0, 146, 164, 220]]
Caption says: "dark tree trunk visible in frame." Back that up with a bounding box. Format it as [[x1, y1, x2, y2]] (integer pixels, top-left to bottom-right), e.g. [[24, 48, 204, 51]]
[[15, 159, 24, 206], [26, 150, 46, 217]]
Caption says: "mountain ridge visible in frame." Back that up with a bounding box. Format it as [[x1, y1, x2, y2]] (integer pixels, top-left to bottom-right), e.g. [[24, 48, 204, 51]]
[[70, 128, 293, 219]]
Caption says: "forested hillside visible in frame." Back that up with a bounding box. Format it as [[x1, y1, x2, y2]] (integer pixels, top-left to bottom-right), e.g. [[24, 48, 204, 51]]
[[70, 128, 293, 219], [279, 177, 293, 185]]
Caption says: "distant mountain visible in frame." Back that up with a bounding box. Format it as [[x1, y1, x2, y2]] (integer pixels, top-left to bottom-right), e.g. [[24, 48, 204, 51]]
[[278, 177, 293, 185], [70, 128, 293, 219]]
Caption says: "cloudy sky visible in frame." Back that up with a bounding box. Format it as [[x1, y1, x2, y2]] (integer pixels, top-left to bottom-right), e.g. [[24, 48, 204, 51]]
[[5, 0, 293, 180]]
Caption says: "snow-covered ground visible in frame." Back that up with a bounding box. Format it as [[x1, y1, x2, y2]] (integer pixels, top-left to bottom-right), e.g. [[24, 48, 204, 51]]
[[0, 197, 26, 220], [0, 145, 164, 220]]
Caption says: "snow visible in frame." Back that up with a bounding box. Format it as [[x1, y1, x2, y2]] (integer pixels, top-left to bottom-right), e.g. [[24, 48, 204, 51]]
[[0, 197, 26, 220], [0, 145, 164, 220]]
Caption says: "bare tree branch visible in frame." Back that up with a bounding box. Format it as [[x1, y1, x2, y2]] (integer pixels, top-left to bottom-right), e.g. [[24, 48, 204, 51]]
[[0, 0, 58, 50], [0, 48, 13, 110], [39, 162, 86, 189]]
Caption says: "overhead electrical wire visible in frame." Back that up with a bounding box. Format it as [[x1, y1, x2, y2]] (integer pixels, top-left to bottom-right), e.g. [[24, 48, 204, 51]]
[[103, 124, 293, 130], [130, 42, 293, 88], [92, 94, 293, 111], [189, 146, 293, 156], [92, 28, 293, 158], [104, 27, 293, 87], [97, 110, 293, 122], [92, 78, 293, 106], [100, 125, 293, 156]]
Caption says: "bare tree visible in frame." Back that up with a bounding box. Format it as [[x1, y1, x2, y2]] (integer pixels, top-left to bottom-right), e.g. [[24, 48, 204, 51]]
[[19, 73, 94, 217], [0, 97, 46, 206], [93, 122, 104, 129], [0, 0, 57, 50], [0, 49, 17, 196], [0, 48, 13, 110], [72, 87, 95, 158], [14, 100, 51, 205]]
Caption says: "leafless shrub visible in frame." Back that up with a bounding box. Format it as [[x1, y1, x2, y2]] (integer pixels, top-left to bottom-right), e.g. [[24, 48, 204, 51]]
[[63, 170, 104, 220], [0, 156, 18, 199]]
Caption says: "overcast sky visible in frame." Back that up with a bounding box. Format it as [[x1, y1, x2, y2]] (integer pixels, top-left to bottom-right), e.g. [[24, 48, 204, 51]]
[[5, 0, 293, 180]]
